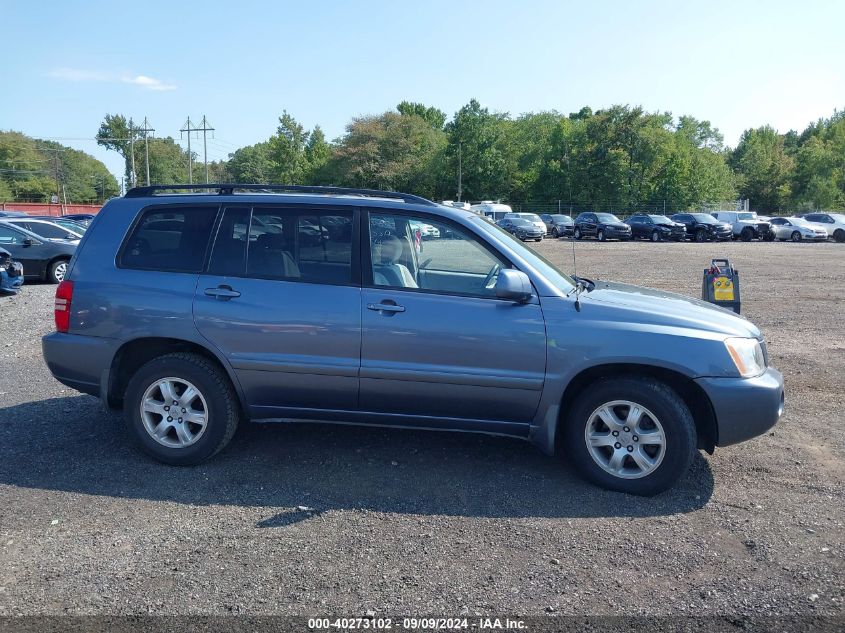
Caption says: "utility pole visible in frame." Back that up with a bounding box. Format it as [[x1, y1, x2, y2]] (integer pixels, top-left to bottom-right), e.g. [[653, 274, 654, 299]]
[[198, 116, 215, 183], [138, 118, 155, 186], [181, 117, 212, 184], [128, 118, 137, 189], [457, 142, 462, 202]]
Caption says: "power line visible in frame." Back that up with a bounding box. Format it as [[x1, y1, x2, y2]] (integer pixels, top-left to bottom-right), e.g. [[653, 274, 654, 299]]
[[180, 116, 215, 183], [137, 118, 155, 186]]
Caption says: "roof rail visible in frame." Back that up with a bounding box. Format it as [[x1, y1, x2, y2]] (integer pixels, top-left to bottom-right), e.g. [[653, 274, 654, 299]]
[[124, 183, 437, 206]]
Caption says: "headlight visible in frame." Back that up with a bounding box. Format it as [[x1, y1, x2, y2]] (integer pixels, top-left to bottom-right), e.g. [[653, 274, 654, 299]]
[[724, 337, 766, 377]]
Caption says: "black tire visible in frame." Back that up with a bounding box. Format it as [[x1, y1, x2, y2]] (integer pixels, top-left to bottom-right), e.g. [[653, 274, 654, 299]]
[[763, 231, 775, 242], [791, 231, 802, 243], [562, 376, 696, 496], [694, 229, 708, 243], [574, 227, 582, 240], [651, 230, 660, 242], [834, 229, 845, 243], [47, 258, 70, 284], [597, 229, 606, 242], [552, 227, 560, 238], [123, 352, 240, 466], [740, 227, 753, 242]]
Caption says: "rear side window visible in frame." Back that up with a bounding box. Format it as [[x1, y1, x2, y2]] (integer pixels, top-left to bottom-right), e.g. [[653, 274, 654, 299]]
[[121, 207, 217, 272], [206, 206, 354, 286]]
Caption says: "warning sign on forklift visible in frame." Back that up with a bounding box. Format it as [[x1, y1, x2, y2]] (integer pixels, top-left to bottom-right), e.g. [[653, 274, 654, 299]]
[[702, 259, 741, 314]]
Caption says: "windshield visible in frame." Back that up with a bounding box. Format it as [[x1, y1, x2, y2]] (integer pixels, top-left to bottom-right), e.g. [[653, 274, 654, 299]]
[[16, 221, 76, 239], [737, 212, 754, 221], [517, 213, 542, 221], [690, 213, 719, 224], [472, 216, 575, 292], [648, 215, 673, 223], [550, 215, 572, 222], [829, 213, 845, 222], [509, 218, 533, 227], [789, 217, 810, 227], [596, 213, 621, 223]]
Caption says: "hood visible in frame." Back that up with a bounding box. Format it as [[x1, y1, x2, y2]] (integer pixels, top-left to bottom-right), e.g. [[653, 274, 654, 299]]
[[606, 222, 630, 230], [656, 221, 683, 228], [582, 281, 760, 338]]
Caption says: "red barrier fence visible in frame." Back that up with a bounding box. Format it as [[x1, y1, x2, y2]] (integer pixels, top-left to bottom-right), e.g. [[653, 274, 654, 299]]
[[0, 202, 103, 217]]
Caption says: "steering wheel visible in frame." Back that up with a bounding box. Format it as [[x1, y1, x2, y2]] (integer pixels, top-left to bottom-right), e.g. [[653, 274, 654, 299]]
[[483, 263, 501, 289]]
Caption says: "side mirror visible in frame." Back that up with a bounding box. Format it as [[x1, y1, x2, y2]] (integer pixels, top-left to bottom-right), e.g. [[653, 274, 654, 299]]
[[495, 269, 533, 303], [22, 238, 33, 247]]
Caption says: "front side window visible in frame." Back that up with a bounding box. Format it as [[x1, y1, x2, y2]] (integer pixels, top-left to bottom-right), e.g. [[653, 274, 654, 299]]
[[0, 225, 24, 245], [121, 206, 218, 272], [368, 212, 507, 298]]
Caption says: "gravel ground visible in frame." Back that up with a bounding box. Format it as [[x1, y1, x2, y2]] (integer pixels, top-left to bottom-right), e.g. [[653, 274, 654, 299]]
[[0, 240, 843, 619]]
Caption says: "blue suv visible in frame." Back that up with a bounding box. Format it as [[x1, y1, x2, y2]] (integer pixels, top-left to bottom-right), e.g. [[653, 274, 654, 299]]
[[42, 185, 784, 495]]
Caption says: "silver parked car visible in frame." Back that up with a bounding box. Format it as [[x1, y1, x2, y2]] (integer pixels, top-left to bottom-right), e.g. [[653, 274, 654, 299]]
[[769, 217, 828, 242]]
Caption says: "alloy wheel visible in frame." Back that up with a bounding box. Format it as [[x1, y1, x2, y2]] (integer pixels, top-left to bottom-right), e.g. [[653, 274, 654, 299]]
[[140, 377, 208, 448], [584, 400, 666, 479]]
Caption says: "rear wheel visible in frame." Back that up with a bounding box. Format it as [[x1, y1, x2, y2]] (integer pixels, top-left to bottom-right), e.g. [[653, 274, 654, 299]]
[[562, 376, 696, 495], [791, 231, 802, 242], [47, 258, 69, 284], [834, 229, 845, 243], [123, 353, 240, 466]]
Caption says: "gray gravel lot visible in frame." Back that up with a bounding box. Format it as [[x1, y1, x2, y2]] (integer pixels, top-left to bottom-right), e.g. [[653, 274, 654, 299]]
[[0, 240, 843, 617]]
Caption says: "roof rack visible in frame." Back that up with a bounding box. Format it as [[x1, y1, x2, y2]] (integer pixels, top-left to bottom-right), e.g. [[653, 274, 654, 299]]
[[124, 183, 437, 206]]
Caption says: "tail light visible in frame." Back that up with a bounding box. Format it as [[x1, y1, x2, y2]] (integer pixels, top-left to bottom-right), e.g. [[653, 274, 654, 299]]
[[54, 280, 74, 333]]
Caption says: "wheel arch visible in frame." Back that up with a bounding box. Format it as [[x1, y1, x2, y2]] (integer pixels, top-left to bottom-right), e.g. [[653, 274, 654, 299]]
[[105, 337, 247, 416], [552, 362, 717, 455], [45, 254, 71, 281]]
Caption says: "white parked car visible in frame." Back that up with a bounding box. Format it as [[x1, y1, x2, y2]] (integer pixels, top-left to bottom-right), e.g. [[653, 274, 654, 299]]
[[711, 211, 774, 241], [769, 217, 829, 242], [1, 218, 83, 242], [504, 212, 547, 233], [408, 220, 440, 239], [441, 200, 472, 211], [802, 212, 845, 243]]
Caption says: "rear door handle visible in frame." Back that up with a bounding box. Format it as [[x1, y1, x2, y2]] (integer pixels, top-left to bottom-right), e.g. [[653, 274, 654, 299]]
[[367, 302, 405, 313], [204, 285, 241, 300]]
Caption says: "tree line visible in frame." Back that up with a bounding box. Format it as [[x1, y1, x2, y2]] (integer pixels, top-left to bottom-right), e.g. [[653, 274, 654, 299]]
[[3, 100, 843, 213]]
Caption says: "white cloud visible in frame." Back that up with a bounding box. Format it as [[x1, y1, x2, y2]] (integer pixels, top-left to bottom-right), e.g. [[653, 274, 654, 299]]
[[48, 67, 176, 91], [122, 74, 176, 92]]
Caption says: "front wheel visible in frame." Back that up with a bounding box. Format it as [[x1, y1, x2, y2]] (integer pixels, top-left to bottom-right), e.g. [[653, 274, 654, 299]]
[[791, 231, 802, 242], [574, 227, 582, 240], [123, 352, 240, 466], [694, 229, 708, 243], [597, 229, 606, 242], [651, 230, 660, 242], [740, 227, 754, 242], [834, 229, 845, 243], [562, 376, 696, 495]]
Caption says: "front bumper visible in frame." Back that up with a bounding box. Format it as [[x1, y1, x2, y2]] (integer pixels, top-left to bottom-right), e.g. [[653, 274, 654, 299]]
[[695, 367, 784, 447]]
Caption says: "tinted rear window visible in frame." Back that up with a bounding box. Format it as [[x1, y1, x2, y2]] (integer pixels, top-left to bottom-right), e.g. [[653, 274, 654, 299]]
[[121, 207, 217, 272]]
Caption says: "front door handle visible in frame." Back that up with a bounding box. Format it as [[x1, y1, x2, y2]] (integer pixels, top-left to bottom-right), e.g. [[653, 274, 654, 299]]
[[367, 301, 405, 314], [204, 285, 241, 300]]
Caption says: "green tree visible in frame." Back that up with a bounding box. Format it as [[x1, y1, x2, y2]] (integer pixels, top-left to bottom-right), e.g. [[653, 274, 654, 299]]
[[226, 142, 274, 183], [445, 99, 510, 201], [397, 101, 447, 129], [730, 126, 794, 212]]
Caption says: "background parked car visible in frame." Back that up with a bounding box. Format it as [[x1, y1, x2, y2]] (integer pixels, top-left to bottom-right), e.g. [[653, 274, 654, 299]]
[[540, 214, 575, 237], [0, 210, 28, 218], [0, 246, 24, 294], [30, 216, 89, 234], [769, 217, 828, 242], [503, 212, 546, 234], [1, 218, 83, 241], [573, 212, 632, 241], [0, 221, 77, 282], [801, 212, 845, 242], [712, 211, 774, 241], [625, 214, 686, 241], [408, 220, 440, 240], [471, 202, 514, 222], [497, 217, 544, 241], [670, 213, 733, 242]]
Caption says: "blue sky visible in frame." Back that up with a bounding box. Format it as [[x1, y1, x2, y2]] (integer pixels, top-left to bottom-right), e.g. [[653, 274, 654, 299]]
[[1, 0, 843, 181]]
